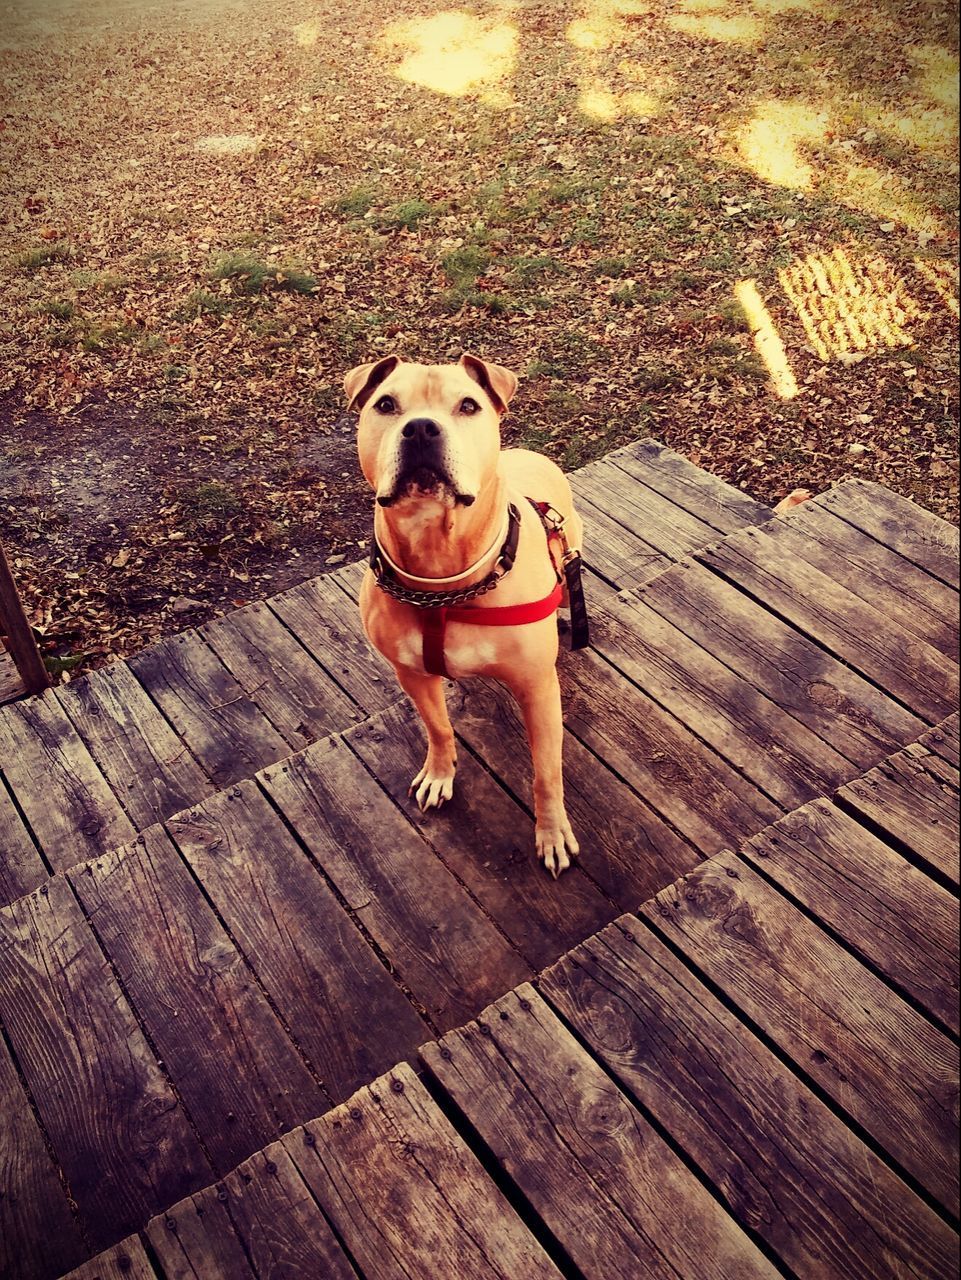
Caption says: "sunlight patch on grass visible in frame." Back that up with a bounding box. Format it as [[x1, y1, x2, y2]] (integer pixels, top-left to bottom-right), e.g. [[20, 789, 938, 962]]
[[667, 6, 763, 44], [909, 45, 960, 110], [734, 280, 799, 399], [194, 134, 261, 156], [735, 99, 828, 190], [578, 79, 661, 120], [838, 163, 941, 234], [913, 259, 960, 319], [381, 11, 517, 100], [292, 20, 319, 48]]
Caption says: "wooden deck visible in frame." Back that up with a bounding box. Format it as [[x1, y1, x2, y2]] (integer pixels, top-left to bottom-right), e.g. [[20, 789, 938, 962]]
[[0, 439, 957, 1279]]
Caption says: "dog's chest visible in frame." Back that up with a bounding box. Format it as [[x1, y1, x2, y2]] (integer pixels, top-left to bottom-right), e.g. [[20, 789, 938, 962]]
[[388, 623, 499, 677]]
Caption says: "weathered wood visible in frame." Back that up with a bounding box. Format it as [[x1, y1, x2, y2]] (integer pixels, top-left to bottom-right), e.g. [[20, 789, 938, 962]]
[[642, 852, 960, 1215], [166, 779, 427, 1100], [572, 456, 721, 561], [0, 776, 47, 907], [558, 648, 779, 855], [0, 1037, 85, 1280], [816, 478, 960, 588], [261, 737, 529, 1030], [127, 630, 289, 788], [71, 826, 325, 1172], [54, 662, 215, 831], [0, 540, 49, 696], [59, 1236, 158, 1280], [268, 573, 397, 714], [423, 985, 776, 1280], [345, 702, 616, 969], [286, 1060, 563, 1280], [837, 742, 960, 886], [0, 876, 209, 1248], [0, 646, 25, 704], [542, 920, 959, 1280], [201, 600, 362, 748], [788, 499, 959, 657], [919, 713, 960, 769], [611, 438, 774, 533], [741, 799, 960, 1034], [0, 694, 135, 873], [699, 524, 958, 724], [448, 678, 700, 908], [592, 595, 854, 808], [574, 490, 672, 588], [633, 557, 924, 769], [151, 1144, 355, 1280]]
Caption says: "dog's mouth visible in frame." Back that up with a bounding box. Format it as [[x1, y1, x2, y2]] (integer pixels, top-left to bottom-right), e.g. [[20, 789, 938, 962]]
[[377, 465, 474, 508]]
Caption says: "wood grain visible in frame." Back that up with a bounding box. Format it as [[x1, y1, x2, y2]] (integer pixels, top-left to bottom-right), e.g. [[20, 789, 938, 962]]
[[0, 876, 209, 1248], [201, 600, 362, 748], [575, 490, 672, 588], [837, 742, 960, 886], [147, 1186, 256, 1280], [71, 826, 325, 1172], [0, 693, 135, 872], [262, 736, 529, 1030], [55, 661, 215, 831], [642, 852, 960, 1215], [542, 920, 959, 1280], [127, 630, 288, 788], [919, 713, 960, 769], [345, 701, 616, 968], [0, 1036, 85, 1280], [59, 1236, 158, 1280], [700, 524, 958, 724], [740, 799, 960, 1033], [286, 1060, 563, 1280], [0, 776, 47, 907], [166, 779, 427, 1101], [633, 557, 924, 769], [422, 985, 776, 1280]]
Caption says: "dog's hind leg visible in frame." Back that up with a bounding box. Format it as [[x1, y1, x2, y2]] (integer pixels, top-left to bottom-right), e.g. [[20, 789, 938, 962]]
[[393, 665, 458, 810]]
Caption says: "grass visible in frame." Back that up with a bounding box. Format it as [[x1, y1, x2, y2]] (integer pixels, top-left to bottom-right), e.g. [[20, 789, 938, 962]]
[[179, 481, 243, 523], [371, 200, 438, 231], [210, 252, 316, 295], [14, 242, 75, 271], [178, 289, 231, 320]]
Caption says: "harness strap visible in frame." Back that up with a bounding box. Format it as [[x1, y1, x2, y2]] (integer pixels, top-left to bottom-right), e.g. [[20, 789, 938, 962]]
[[421, 583, 565, 678]]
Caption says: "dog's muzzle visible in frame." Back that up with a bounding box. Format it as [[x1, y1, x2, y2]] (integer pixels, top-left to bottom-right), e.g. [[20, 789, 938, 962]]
[[377, 418, 474, 507]]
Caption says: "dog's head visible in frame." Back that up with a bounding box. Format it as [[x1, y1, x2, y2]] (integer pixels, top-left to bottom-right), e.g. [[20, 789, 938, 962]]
[[346, 354, 517, 509]]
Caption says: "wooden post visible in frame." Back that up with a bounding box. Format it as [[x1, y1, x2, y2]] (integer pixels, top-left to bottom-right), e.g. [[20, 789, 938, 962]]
[[0, 539, 49, 695]]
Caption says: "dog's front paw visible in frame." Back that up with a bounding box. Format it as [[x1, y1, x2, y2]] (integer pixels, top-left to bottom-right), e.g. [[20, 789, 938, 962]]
[[535, 821, 580, 879], [409, 756, 456, 811]]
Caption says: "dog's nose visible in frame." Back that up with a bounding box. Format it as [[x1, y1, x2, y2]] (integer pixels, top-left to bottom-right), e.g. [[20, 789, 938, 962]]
[[401, 417, 441, 442]]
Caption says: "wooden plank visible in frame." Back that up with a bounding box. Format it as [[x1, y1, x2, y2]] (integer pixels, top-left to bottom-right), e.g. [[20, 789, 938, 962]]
[[699, 525, 958, 724], [0, 776, 47, 907], [71, 826, 325, 1172], [633, 557, 925, 769], [572, 456, 720, 561], [575, 491, 672, 588], [447, 679, 700, 909], [422, 985, 776, 1280], [816, 478, 960, 588], [345, 702, 616, 969], [592, 596, 854, 808], [0, 1037, 85, 1280], [612, 438, 774, 533], [741, 799, 960, 1034], [201, 600, 363, 749], [0, 646, 25, 704], [286, 1060, 563, 1280], [787, 499, 959, 657], [918, 713, 960, 769], [268, 574, 397, 714], [166, 779, 428, 1099], [127, 630, 289, 788], [54, 662, 215, 831], [59, 1236, 158, 1280], [150, 1144, 355, 1280], [0, 694, 135, 873], [557, 648, 779, 856], [261, 737, 529, 1030], [0, 539, 49, 695], [542, 919, 959, 1280], [837, 742, 960, 886], [0, 876, 209, 1248], [642, 852, 960, 1215]]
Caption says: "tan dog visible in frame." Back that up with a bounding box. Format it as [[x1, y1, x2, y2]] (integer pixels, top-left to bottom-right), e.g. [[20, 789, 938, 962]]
[[345, 353, 581, 876]]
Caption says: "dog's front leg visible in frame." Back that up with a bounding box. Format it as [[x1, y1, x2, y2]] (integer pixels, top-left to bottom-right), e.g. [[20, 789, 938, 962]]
[[393, 665, 458, 810], [504, 668, 579, 878]]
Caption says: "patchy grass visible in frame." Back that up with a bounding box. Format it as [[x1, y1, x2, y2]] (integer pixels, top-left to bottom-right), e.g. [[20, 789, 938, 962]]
[[14, 242, 76, 271], [371, 199, 438, 231], [210, 252, 317, 295], [178, 289, 232, 319]]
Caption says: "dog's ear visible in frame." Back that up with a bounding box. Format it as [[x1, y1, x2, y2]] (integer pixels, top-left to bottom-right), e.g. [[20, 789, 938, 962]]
[[344, 354, 402, 412], [459, 354, 518, 415]]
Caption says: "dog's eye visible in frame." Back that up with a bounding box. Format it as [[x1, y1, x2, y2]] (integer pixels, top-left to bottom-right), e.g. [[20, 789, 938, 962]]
[[374, 395, 396, 414], [459, 397, 480, 415]]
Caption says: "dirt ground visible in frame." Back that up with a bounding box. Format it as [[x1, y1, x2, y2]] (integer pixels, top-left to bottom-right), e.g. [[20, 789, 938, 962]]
[[0, 0, 957, 675]]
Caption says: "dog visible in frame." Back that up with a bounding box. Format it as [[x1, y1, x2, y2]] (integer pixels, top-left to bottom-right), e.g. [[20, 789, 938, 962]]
[[345, 353, 582, 877]]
